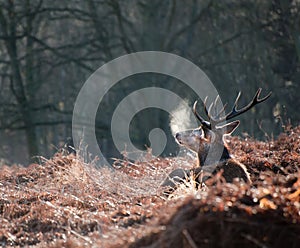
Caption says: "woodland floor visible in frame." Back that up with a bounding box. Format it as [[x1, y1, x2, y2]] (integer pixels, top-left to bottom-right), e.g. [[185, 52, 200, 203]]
[[0, 126, 300, 247]]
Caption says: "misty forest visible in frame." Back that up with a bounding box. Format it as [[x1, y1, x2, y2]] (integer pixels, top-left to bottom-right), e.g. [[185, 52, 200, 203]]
[[0, 1, 300, 248], [0, 0, 299, 165]]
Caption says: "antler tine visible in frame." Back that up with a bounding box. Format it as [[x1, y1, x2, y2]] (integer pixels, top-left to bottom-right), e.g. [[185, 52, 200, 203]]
[[206, 95, 227, 121], [221, 91, 241, 121], [213, 95, 220, 112], [215, 102, 228, 119], [233, 91, 242, 111], [203, 95, 227, 127], [222, 88, 272, 122], [207, 101, 214, 119], [212, 95, 220, 117], [193, 100, 211, 128], [203, 96, 209, 116], [255, 88, 272, 103]]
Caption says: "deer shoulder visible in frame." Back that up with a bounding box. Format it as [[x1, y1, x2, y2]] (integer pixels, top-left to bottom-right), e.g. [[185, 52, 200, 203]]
[[213, 159, 251, 183]]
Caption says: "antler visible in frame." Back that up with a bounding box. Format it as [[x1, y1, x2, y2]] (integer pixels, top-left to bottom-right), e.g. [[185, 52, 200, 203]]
[[193, 88, 272, 129], [193, 100, 211, 129]]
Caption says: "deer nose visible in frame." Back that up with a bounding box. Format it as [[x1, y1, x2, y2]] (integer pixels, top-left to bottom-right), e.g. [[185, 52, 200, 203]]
[[175, 133, 181, 140]]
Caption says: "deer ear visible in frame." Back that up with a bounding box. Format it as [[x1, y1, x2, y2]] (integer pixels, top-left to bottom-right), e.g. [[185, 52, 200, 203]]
[[218, 120, 240, 135]]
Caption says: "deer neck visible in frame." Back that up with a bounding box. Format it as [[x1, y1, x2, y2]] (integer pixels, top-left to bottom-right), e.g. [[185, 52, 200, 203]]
[[197, 142, 231, 167]]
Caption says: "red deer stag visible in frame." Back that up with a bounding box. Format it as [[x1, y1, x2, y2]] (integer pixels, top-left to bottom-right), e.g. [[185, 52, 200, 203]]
[[162, 88, 271, 192]]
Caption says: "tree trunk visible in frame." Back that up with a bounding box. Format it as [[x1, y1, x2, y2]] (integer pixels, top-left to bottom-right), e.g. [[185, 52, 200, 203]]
[[22, 109, 39, 163]]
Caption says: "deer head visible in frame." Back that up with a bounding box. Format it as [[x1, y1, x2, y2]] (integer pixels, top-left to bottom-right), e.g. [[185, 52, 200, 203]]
[[175, 88, 272, 166]]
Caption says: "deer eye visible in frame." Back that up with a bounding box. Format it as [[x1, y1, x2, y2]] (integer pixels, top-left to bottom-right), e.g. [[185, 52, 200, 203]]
[[192, 128, 203, 137]]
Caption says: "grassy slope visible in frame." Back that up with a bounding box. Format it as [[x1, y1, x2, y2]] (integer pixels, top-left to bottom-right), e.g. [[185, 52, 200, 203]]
[[0, 127, 300, 247]]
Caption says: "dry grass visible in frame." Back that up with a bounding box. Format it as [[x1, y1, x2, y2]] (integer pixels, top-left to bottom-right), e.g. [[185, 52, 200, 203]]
[[0, 126, 300, 247]]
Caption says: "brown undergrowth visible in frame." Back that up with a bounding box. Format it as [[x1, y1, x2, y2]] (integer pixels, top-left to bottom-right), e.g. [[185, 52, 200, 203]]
[[0, 126, 300, 247]]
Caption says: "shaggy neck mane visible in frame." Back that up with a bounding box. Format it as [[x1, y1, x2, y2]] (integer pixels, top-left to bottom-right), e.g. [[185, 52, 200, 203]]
[[197, 142, 231, 167]]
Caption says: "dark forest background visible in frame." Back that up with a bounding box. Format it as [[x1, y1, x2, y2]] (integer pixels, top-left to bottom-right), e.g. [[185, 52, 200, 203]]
[[0, 0, 299, 165]]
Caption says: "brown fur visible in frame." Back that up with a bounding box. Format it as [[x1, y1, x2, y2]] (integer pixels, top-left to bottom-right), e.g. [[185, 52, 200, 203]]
[[162, 120, 251, 193], [162, 159, 251, 193], [195, 159, 251, 183]]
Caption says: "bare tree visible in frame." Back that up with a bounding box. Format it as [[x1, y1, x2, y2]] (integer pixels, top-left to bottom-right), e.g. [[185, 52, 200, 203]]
[[0, 1, 93, 162]]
